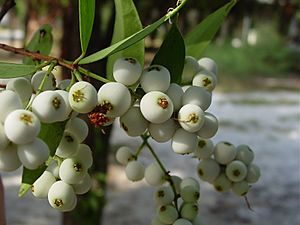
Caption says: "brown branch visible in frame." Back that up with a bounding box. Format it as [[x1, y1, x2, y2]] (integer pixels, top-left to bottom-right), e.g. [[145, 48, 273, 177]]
[[0, 43, 75, 70], [0, 0, 16, 22]]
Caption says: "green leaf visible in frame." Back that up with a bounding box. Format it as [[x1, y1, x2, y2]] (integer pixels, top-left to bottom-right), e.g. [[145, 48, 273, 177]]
[[151, 23, 185, 84], [0, 62, 36, 78], [79, 0, 95, 53], [106, 0, 144, 80], [23, 24, 53, 65], [19, 121, 66, 197], [185, 0, 237, 59]]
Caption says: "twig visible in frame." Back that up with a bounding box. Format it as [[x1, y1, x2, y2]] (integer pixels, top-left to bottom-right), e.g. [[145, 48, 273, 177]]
[[0, 0, 16, 22]]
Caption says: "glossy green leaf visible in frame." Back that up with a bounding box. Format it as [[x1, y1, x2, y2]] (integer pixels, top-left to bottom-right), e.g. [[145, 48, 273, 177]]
[[106, 0, 144, 80], [0, 62, 36, 78], [23, 24, 53, 65], [79, 0, 95, 53], [19, 121, 66, 197], [185, 0, 237, 59], [151, 23, 185, 84]]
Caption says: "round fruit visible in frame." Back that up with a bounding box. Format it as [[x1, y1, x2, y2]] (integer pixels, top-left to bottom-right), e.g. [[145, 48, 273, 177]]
[[225, 160, 248, 182], [192, 70, 217, 92], [182, 86, 212, 111], [198, 57, 218, 76], [178, 104, 205, 133], [166, 83, 184, 111], [65, 117, 89, 143], [0, 90, 22, 123], [197, 159, 220, 183], [73, 173, 92, 195], [171, 128, 197, 154], [180, 185, 200, 203], [0, 123, 9, 150], [59, 158, 87, 184], [148, 119, 177, 143], [197, 112, 218, 139], [235, 145, 254, 165], [180, 177, 200, 191], [31, 70, 56, 92], [55, 131, 79, 158], [180, 203, 198, 221], [32, 171, 56, 198], [55, 90, 76, 121], [115, 146, 133, 166], [6, 77, 32, 104], [246, 163, 261, 183], [213, 173, 232, 192], [73, 144, 93, 169], [214, 141, 237, 165], [0, 144, 21, 172], [157, 205, 178, 224], [232, 180, 250, 196], [181, 56, 201, 84], [145, 162, 166, 186], [194, 138, 214, 159], [173, 218, 193, 225], [125, 160, 145, 182], [154, 186, 175, 205]]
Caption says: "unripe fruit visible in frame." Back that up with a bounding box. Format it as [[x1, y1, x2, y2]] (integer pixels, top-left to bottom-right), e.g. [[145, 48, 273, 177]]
[[32, 171, 56, 198], [0, 144, 21, 172], [246, 163, 261, 183], [181, 56, 201, 84], [59, 158, 87, 184], [69, 81, 98, 113], [65, 117, 89, 143], [151, 217, 168, 225], [182, 86, 212, 111], [73, 144, 93, 169], [125, 160, 145, 182], [140, 91, 174, 124], [0, 123, 9, 150], [197, 112, 218, 139], [48, 180, 77, 211], [145, 162, 166, 186], [115, 146, 133, 166], [140, 65, 170, 93], [4, 109, 40, 144], [171, 128, 197, 154], [32, 90, 67, 123], [192, 70, 217, 92], [148, 119, 177, 143], [198, 57, 218, 76], [180, 185, 200, 203], [154, 186, 175, 205], [120, 106, 148, 137], [180, 203, 198, 221], [17, 138, 50, 170], [194, 138, 214, 159], [225, 160, 248, 182], [113, 57, 142, 86], [166, 83, 184, 111], [213, 173, 232, 192], [173, 218, 193, 225], [6, 77, 32, 104], [98, 82, 131, 117], [232, 180, 250, 196], [31, 70, 56, 92], [0, 90, 22, 123], [197, 159, 220, 183], [73, 173, 92, 195], [214, 141, 237, 165], [180, 177, 200, 191], [55, 131, 79, 158], [178, 104, 205, 133], [236, 145, 254, 165], [157, 205, 178, 224], [46, 159, 60, 178]]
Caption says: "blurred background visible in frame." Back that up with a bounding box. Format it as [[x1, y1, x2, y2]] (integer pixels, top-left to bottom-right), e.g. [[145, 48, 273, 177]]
[[0, 0, 299, 225]]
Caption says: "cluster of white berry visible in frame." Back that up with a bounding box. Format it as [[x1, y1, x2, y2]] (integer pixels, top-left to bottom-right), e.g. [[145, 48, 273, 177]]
[[0, 71, 93, 211], [196, 141, 261, 196]]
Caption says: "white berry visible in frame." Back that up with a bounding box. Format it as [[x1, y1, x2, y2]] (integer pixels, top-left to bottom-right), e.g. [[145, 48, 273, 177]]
[[192, 70, 217, 92], [197, 112, 218, 139], [73, 144, 93, 169], [0, 144, 21, 172], [235, 145, 254, 165], [65, 117, 89, 143], [55, 131, 79, 158], [180, 203, 198, 221], [32, 171, 56, 198], [246, 163, 261, 183], [125, 160, 145, 182], [145, 162, 166, 186], [148, 119, 177, 143], [115, 146, 133, 166], [31, 70, 56, 92], [194, 138, 214, 159], [214, 141, 237, 165], [197, 158, 220, 183], [232, 180, 250, 196], [226, 160, 248, 182], [0, 123, 9, 150], [171, 128, 197, 154], [6, 77, 32, 104], [178, 104, 205, 133], [213, 173, 232, 192], [181, 56, 201, 84], [72, 173, 92, 195], [198, 57, 218, 76], [182, 86, 212, 111], [59, 158, 87, 184], [154, 186, 175, 206], [173, 218, 193, 225], [157, 205, 178, 224], [166, 83, 184, 111], [0, 90, 22, 123]]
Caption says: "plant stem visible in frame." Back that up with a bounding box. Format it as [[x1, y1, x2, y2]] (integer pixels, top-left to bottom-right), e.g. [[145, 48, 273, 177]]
[[73, 70, 83, 81], [73, 52, 86, 65], [78, 67, 110, 83]]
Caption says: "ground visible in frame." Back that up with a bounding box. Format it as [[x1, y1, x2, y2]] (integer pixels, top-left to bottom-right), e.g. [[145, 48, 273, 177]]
[[2, 90, 300, 225]]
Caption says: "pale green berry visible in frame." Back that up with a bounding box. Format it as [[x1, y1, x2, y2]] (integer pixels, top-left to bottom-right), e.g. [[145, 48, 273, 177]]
[[140, 91, 174, 124], [194, 138, 214, 159], [59, 158, 87, 184], [55, 131, 79, 158], [125, 161, 145, 182], [180, 203, 198, 221], [73, 144, 93, 169], [198, 57, 218, 76], [170, 175, 182, 195], [32, 90, 67, 123], [98, 82, 131, 117], [246, 163, 261, 184], [236, 145, 254, 165], [181, 56, 201, 84], [113, 57, 142, 86], [180, 185, 200, 203], [69, 81, 98, 114], [173, 218, 193, 225], [171, 128, 197, 154], [166, 83, 184, 111], [148, 119, 177, 143], [232, 180, 250, 196], [180, 177, 200, 191], [157, 205, 178, 224], [0, 123, 9, 150], [214, 141, 237, 165], [225, 160, 248, 182], [0, 144, 21, 172], [31, 70, 56, 92], [72, 173, 92, 195], [48, 180, 77, 212], [120, 106, 149, 137], [0, 90, 22, 123], [17, 138, 50, 170], [115, 146, 133, 166], [151, 217, 168, 225], [197, 112, 218, 139], [197, 159, 220, 183], [154, 186, 175, 205], [6, 77, 32, 104], [213, 173, 232, 192], [145, 162, 166, 186], [192, 70, 217, 92], [32, 171, 56, 198], [178, 104, 205, 133], [140, 65, 170, 93], [182, 86, 212, 111], [65, 117, 89, 143]]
